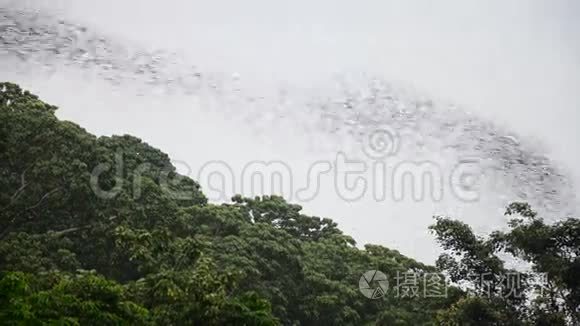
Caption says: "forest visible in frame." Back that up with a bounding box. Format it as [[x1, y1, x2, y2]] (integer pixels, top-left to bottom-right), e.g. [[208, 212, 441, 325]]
[[0, 81, 578, 325]]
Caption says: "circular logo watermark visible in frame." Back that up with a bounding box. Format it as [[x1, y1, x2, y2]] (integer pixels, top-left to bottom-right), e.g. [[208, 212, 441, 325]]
[[359, 270, 389, 299], [362, 127, 399, 159]]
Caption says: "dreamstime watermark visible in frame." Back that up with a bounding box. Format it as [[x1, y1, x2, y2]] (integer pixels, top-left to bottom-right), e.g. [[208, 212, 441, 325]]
[[89, 127, 494, 204]]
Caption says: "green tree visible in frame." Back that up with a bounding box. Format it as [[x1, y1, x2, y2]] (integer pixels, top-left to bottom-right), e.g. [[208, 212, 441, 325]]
[[3, 82, 578, 325], [0, 271, 150, 325], [431, 202, 579, 325]]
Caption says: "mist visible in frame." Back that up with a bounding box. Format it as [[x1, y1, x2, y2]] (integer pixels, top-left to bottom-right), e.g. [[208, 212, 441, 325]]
[[2, 0, 579, 262]]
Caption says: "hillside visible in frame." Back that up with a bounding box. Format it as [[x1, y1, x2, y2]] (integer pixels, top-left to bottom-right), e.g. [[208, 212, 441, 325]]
[[1, 82, 578, 325]]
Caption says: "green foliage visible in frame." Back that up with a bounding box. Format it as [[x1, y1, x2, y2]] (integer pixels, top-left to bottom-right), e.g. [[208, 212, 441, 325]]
[[431, 202, 580, 325], [0, 271, 150, 325], [1, 82, 578, 325]]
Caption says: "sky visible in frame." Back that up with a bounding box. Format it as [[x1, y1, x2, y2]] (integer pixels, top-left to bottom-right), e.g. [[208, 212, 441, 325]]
[[2, 0, 579, 262]]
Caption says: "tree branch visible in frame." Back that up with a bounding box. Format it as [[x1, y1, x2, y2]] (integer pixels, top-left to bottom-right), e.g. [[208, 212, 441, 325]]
[[51, 216, 118, 237], [25, 187, 62, 211]]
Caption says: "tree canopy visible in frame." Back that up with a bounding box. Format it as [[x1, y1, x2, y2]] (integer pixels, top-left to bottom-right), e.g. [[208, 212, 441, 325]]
[[1, 82, 578, 325]]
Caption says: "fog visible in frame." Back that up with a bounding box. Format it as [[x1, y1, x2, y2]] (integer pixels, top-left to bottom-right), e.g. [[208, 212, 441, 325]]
[[2, 0, 579, 262]]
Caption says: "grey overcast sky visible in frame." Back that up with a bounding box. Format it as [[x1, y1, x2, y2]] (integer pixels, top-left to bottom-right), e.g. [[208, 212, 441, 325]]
[[12, 0, 580, 159], [2, 0, 580, 262]]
